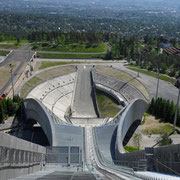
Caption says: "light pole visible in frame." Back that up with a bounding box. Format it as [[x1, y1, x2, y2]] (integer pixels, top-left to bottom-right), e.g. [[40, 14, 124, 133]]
[[29, 49, 32, 76], [137, 51, 141, 77], [172, 78, 180, 134], [9, 64, 15, 97], [155, 68, 160, 100]]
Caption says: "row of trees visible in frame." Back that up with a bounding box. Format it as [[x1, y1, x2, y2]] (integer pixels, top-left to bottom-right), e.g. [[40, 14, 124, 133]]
[[105, 35, 180, 78], [148, 97, 180, 126], [105, 36, 136, 60], [27, 31, 111, 44], [0, 95, 23, 124], [138, 53, 180, 77]]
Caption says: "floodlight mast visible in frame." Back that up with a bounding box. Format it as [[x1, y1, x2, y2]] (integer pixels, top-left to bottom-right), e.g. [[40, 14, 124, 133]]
[[172, 78, 180, 134], [9, 64, 15, 98], [137, 51, 141, 77], [155, 68, 160, 100]]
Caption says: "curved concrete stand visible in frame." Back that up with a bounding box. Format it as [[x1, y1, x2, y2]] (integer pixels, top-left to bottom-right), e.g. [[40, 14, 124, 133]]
[[93, 99, 148, 165], [115, 99, 148, 155], [24, 98, 56, 146]]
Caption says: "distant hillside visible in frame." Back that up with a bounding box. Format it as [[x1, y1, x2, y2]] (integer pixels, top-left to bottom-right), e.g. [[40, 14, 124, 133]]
[[1, 0, 180, 10]]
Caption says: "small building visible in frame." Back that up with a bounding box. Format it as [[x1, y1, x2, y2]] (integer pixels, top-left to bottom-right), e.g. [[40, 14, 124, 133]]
[[163, 47, 180, 56]]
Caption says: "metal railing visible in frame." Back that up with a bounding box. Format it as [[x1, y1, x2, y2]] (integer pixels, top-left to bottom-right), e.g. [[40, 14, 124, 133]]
[[0, 146, 45, 165]]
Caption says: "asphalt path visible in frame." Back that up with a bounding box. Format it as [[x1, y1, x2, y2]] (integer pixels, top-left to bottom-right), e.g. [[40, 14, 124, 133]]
[[112, 63, 179, 104], [0, 44, 34, 95], [72, 65, 98, 118]]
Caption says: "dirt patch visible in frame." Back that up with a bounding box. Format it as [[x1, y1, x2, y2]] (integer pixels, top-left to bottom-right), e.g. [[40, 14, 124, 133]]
[[140, 115, 174, 134]]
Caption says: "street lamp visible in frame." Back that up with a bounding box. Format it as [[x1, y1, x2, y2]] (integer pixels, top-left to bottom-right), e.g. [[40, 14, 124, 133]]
[[137, 51, 141, 77], [155, 68, 160, 100], [172, 78, 180, 134], [9, 64, 15, 97]]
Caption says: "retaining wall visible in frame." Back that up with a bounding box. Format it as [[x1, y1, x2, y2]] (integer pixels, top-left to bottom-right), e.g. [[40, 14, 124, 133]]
[[0, 132, 46, 180]]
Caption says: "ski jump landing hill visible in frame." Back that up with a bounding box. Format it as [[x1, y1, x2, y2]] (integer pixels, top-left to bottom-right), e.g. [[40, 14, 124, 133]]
[[1, 65, 179, 179]]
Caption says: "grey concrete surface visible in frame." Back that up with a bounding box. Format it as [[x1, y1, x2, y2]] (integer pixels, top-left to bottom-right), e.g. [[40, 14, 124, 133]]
[[0, 132, 45, 152], [27, 72, 76, 123], [116, 99, 148, 155], [72, 65, 98, 118], [0, 132, 46, 180], [10, 171, 98, 180], [24, 98, 56, 146]]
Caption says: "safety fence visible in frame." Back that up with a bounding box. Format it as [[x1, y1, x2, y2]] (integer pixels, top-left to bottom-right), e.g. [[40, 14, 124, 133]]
[[0, 146, 45, 165], [46, 146, 82, 166]]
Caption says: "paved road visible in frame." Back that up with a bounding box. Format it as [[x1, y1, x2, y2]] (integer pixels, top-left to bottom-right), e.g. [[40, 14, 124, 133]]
[[35, 58, 109, 62], [72, 65, 98, 118], [0, 44, 34, 95], [112, 63, 179, 104]]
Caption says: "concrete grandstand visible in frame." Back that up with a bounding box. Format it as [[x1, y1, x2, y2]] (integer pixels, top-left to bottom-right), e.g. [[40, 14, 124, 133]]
[[1, 65, 180, 180]]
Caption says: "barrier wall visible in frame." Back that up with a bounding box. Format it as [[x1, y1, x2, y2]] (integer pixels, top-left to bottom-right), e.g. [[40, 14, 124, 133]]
[[0, 132, 46, 180]]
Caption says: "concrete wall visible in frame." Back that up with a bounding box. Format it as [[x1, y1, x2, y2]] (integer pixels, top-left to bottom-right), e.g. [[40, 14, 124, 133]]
[[90, 70, 100, 118], [115, 99, 148, 155], [93, 99, 148, 166], [0, 132, 46, 180], [94, 124, 118, 163], [24, 98, 56, 146], [113, 144, 180, 175]]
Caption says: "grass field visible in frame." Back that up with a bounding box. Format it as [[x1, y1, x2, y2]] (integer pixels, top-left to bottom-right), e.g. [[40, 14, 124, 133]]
[[37, 52, 105, 59], [128, 66, 176, 84], [0, 50, 10, 56], [39, 61, 74, 69], [0, 40, 28, 43], [124, 146, 138, 152], [0, 43, 22, 49], [96, 89, 122, 118], [33, 43, 107, 53]]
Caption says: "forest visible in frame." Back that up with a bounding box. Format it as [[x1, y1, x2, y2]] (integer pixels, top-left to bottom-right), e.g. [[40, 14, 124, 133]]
[[0, 95, 23, 124], [148, 97, 180, 127]]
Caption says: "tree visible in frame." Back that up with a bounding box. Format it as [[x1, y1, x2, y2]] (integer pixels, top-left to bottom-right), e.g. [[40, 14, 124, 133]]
[[156, 133, 173, 147], [104, 50, 112, 60], [133, 133, 142, 150], [6, 98, 17, 116], [56, 36, 61, 44], [16, 37, 20, 44]]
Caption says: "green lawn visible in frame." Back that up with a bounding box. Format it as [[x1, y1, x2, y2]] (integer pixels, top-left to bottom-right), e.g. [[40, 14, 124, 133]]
[[27, 76, 42, 86], [124, 146, 138, 152], [96, 90, 122, 118], [128, 66, 176, 84], [37, 53, 104, 59], [0, 43, 22, 49], [33, 43, 107, 53], [0, 50, 10, 56], [0, 40, 29, 43], [39, 61, 79, 69]]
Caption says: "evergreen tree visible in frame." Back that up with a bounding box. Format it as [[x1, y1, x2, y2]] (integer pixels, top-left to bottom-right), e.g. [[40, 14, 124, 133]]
[[0, 102, 5, 123]]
